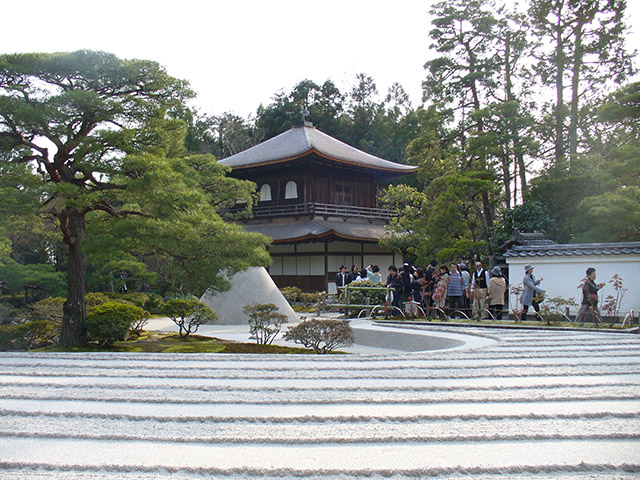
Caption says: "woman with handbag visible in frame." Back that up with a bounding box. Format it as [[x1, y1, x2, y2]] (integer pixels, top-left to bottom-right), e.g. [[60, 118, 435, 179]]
[[521, 264, 544, 321]]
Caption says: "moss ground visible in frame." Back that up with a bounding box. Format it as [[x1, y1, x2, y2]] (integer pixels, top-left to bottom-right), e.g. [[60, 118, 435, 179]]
[[37, 331, 315, 354]]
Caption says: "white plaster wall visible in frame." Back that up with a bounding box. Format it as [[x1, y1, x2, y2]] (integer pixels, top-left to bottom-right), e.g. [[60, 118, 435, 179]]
[[506, 255, 640, 315]]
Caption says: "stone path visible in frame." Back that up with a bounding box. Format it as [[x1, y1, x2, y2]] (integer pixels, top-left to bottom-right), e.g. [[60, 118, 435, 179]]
[[0, 326, 639, 479]]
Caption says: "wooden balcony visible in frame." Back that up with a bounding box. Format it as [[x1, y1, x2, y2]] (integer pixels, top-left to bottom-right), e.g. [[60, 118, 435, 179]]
[[234, 202, 396, 220]]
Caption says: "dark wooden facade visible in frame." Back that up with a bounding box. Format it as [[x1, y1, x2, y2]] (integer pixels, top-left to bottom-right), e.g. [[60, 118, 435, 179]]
[[220, 124, 417, 292], [230, 153, 378, 209]]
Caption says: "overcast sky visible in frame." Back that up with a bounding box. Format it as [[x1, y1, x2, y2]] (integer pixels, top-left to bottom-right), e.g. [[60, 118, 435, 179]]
[[2, 0, 639, 118]]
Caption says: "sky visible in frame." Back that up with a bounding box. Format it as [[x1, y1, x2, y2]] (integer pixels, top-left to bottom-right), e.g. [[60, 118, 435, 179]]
[[2, 0, 639, 118]]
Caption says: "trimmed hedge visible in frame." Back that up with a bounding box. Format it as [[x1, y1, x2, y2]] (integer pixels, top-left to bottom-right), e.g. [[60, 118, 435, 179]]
[[85, 302, 147, 346]]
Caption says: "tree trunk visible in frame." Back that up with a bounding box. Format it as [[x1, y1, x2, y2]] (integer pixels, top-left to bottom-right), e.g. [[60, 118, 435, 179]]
[[60, 210, 87, 346], [554, 17, 566, 170], [568, 22, 585, 163]]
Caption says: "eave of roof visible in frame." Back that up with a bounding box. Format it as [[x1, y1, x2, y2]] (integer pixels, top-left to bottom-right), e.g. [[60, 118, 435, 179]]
[[244, 219, 387, 243], [505, 241, 640, 257], [219, 124, 417, 175]]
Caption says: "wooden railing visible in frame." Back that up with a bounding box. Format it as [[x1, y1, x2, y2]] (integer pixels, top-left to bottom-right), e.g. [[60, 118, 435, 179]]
[[244, 202, 396, 219]]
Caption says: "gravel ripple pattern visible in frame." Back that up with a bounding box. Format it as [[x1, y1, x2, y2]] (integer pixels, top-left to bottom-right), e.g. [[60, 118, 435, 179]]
[[0, 326, 639, 479]]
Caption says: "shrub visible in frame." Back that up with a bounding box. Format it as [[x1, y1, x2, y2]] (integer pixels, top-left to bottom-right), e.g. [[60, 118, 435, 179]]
[[162, 299, 217, 337], [0, 324, 17, 350], [28, 297, 65, 323], [343, 280, 387, 305], [0, 303, 20, 325], [85, 302, 145, 346], [85, 293, 110, 312], [243, 303, 288, 345], [284, 319, 354, 353], [144, 292, 165, 314], [129, 311, 150, 335], [14, 320, 58, 350], [601, 274, 627, 324], [298, 292, 320, 306], [539, 296, 577, 325], [280, 287, 301, 304]]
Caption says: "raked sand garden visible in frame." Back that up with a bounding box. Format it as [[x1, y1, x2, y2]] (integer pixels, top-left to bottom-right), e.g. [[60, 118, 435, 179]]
[[0, 322, 639, 479]]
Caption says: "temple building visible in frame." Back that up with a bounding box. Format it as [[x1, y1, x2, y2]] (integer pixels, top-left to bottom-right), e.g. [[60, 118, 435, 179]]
[[219, 121, 417, 293]]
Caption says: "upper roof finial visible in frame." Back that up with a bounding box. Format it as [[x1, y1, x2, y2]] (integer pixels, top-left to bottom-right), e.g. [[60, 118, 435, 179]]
[[301, 107, 310, 124]]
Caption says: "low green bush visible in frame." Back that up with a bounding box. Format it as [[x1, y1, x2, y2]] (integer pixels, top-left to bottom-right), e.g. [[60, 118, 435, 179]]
[[0, 320, 58, 350], [0, 303, 20, 325], [85, 302, 146, 346], [0, 324, 17, 350], [299, 292, 320, 306], [280, 287, 301, 304], [85, 293, 110, 312], [14, 320, 58, 350], [144, 293, 165, 314], [342, 280, 387, 305], [28, 297, 65, 323]]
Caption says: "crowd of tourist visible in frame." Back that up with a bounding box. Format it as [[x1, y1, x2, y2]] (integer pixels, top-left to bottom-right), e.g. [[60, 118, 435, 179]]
[[337, 260, 510, 319], [337, 260, 606, 322]]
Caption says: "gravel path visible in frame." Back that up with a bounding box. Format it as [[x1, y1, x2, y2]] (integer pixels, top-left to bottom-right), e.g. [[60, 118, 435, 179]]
[[0, 326, 639, 479]]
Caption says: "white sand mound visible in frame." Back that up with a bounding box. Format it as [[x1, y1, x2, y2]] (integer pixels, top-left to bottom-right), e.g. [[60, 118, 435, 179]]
[[199, 267, 298, 325]]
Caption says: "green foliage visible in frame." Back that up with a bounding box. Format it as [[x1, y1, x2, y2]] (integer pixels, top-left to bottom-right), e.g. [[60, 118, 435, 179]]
[[162, 299, 217, 337], [85, 302, 146, 346], [491, 202, 554, 253], [284, 319, 354, 354], [279, 287, 301, 304], [0, 236, 10, 265], [243, 303, 288, 345], [255, 76, 417, 164], [13, 320, 58, 350], [527, 175, 599, 242], [143, 293, 165, 314], [0, 324, 17, 350], [378, 184, 427, 257], [298, 292, 320, 307], [343, 281, 387, 305], [0, 50, 271, 347], [539, 297, 578, 325], [28, 297, 66, 323], [0, 258, 66, 298], [84, 293, 110, 312], [0, 302, 21, 325]]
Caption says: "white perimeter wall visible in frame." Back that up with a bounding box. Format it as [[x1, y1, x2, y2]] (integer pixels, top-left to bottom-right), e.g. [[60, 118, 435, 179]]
[[506, 255, 639, 315]]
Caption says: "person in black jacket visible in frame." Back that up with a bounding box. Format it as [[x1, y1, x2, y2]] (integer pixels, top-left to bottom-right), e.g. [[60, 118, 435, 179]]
[[386, 265, 403, 310], [411, 267, 425, 312], [423, 260, 437, 316], [348, 264, 364, 283], [400, 263, 414, 305], [335, 265, 349, 301], [575, 267, 605, 325]]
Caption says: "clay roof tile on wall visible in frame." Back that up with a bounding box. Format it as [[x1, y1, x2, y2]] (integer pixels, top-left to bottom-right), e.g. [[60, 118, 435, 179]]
[[505, 242, 640, 257]]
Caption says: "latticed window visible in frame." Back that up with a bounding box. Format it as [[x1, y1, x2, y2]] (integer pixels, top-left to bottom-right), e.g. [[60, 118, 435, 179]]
[[335, 181, 352, 205]]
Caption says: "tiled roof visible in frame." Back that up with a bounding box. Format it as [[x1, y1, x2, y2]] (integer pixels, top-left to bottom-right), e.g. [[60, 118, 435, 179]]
[[219, 124, 417, 175], [244, 218, 387, 243], [505, 242, 640, 257]]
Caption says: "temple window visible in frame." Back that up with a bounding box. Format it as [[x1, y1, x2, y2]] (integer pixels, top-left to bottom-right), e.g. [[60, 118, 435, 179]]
[[259, 184, 272, 202], [285, 180, 298, 199], [335, 181, 353, 205]]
